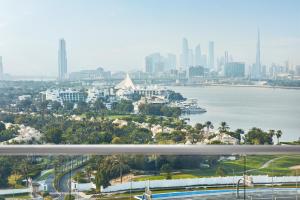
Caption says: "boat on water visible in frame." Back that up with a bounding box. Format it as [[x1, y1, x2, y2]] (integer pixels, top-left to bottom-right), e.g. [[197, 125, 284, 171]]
[[170, 99, 207, 114]]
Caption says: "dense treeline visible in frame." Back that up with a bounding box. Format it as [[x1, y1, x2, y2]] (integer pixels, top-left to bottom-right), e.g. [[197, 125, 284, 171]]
[[139, 104, 181, 117]]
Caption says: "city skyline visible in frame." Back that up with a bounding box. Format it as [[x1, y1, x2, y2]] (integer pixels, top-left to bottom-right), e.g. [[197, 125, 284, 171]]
[[0, 0, 300, 76]]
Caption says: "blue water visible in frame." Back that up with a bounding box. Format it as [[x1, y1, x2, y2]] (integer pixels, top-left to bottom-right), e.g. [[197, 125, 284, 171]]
[[169, 86, 300, 141]]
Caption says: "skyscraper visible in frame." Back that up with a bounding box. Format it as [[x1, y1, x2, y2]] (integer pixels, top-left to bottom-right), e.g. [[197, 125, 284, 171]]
[[0, 56, 3, 80], [180, 38, 189, 69], [208, 41, 215, 69], [166, 53, 177, 70], [252, 29, 261, 79], [188, 49, 194, 66], [145, 53, 165, 74], [256, 29, 261, 77], [58, 38, 68, 80], [194, 44, 201, 66]]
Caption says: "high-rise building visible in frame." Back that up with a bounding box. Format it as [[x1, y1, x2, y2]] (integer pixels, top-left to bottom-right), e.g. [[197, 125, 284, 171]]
[[0, 56, 3, 80], [295, 65, 300, 76], [208, 41, 215, 69], [224, 51, 229, 65], [251, 29, 261, 79], [145, 53, 165, 74], [224, 62, 245, 78], [166, 53, 177, 70], [200, 54, 207, 67], [194, 44, 201, 66], [58, 38, 68, 80], [189, 66, 204, 78], [180, 38, 189, 69], [188, 49, 194, 67]]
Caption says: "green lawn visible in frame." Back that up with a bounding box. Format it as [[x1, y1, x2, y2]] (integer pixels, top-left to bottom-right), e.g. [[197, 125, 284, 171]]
[[132, 155, 300, 181], [35, 169, 54, 181]]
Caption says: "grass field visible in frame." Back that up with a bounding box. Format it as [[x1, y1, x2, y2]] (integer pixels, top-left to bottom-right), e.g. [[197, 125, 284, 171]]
[[132, 155, 300, 181]]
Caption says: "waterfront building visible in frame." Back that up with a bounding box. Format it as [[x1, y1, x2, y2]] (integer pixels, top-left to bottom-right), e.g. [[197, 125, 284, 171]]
[[115, 74, 171, 99], [58, 38, 68, 80], [269, 64, 289, 78], [18, 95, 32, 101], [224, 62, 245, 78], [41, 89, 86, 105], [189, 66, 204, 78], [69, 67, 111, 81], [208, 41, 215, 69]]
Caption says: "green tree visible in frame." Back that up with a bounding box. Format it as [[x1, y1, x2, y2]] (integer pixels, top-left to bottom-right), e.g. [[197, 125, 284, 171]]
[[235, 128, 244, 144], [0, 122, 6, 132], [44, 127, 63, 144], [215, 166, 225, 176], [160, 164, 172, 179], [85, 166, 92, 182], [111, 155, 129, 183], [218, 122, 229, 133], [244, 128, 273, 144], [112, 137, 122, 144], [129, 128, 152, 144], [205, 121, 214, 133], [64, 194, 75, 200], [275, 130, 283, 144], [94, 98, 106, 112], [8, 173, 22, 188]]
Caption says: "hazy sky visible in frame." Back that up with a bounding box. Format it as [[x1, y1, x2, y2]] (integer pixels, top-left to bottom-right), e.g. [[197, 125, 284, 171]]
[[0, 0, 299, 76]]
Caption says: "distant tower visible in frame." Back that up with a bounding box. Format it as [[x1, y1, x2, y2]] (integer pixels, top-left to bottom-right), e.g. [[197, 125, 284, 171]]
[[253, 29, 261, 79], [180, 38, 189, 69], [195, 44, 201, 66], [208, 41, 215, 69], [224, 51, 229, 65], [58, 38, 68, 80], [0, 56, 3, 80]]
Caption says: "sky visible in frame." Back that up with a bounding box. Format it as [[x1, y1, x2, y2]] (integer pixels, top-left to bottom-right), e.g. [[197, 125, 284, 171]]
[[0, 0, 299, 76]]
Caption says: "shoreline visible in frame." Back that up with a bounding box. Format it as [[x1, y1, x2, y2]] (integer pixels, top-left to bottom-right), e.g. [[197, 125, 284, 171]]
[[170, 83, 300, 90]]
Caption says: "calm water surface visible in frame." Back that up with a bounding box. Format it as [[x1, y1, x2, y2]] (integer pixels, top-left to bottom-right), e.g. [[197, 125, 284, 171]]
[[169, 86, 300, 141]]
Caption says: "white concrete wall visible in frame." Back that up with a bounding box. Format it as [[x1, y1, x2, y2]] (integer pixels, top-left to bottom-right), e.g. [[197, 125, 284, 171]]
[[102, 175, 300, 193], [66, 175, 300, 193]]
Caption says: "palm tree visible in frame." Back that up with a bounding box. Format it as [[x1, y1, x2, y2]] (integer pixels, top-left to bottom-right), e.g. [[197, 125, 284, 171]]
[[218, 122, 230, 133], [19, 159, 30, 187], [85, 166, 93, 182], [112, 155, 129, 183], [275, 130, 283, 145], [205, 121, 214, 134], [268, 129, 275, 138], [195, 123, 204, 131], [235, 128, 244, 144]]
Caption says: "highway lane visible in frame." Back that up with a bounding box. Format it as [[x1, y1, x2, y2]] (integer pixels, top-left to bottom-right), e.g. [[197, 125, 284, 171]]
[[0, 145, 300, 155]]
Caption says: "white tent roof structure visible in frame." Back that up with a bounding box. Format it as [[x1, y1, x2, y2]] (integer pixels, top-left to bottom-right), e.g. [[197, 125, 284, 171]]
[[115, 74, 136, 90]]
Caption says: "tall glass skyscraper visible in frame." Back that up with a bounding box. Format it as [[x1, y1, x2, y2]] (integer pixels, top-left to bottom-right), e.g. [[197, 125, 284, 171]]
[[251, 29, 261, 79], [180, 38, 189, 69], [58, 39, 68, 80], [0, 56, 3, 80], [208, 41, 214, 69], [194, 44, 201, 66], [255, 29, 261, 77]]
